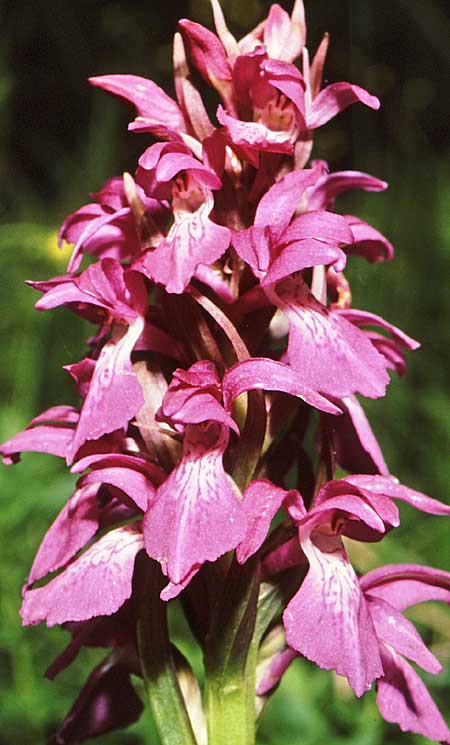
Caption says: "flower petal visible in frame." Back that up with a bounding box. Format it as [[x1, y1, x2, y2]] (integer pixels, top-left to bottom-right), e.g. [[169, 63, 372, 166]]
[[336, 309, 420, 351], [345, 475, 450, 516], [262, 239, 346, 286], [133, 196, 230, 294], [68, 318, 145, 462], [21, 525, 144, 626], [307, 82, 380, 129], [156, 151, 222, 190], [236, 479, 301, 564], [324, 395, 389, 475], [222, 357, 341, 415], [143, 422, 246, 584], [368, 597, 441, 674], [89, 74, 186, 135], [263, 2, 305, 62], [344, 216, 394, 262], [178, 19, 232, 86], [160, 566, 201, 601], [377, 645, 450, 743], [51, 655, 143, 744], [79, 464, 156, 512], [254, 167, 322, 239], [360, 563, 450, 611], [306, 165, 387, 211], [0, 423, 74, 464], [28, 484, 100, 585], [269, 277, 390, 399], [231, 225, 272, 278], [217, 105, 294, 155], [284, 528, 383, 696]]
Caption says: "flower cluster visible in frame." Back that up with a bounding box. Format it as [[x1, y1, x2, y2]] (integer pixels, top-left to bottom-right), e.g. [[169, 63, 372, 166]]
[[2, 2, 449, 743]]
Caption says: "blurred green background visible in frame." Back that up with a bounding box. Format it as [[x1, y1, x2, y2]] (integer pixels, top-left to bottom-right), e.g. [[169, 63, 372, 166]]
[[0, 0, 449, 742]]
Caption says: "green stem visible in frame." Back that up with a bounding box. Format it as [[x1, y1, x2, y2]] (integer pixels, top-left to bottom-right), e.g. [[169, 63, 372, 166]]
[[204, 557, 260, 745], [136, 554, 198, 745]]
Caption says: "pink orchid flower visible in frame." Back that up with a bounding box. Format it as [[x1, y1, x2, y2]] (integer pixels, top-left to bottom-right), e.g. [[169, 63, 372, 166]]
[[362, 564, 450, 743], [2, 2, 448, 742], [133, 142, 230, 293], [29, 259, 147, 461], [59, 176, 168, 272]]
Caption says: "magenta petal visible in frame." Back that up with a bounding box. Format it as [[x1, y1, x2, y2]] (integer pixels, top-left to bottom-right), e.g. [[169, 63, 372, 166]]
[[64, 358, 96, 398], [30, 406, 79, 426], [377, 645, 450, 743], [254, 167, 321, 239], [261, 59, 306, 126], [59, 203, 104, 246], [72, 453, 165, 484], [51, 656, 143, 744], [66, 206, 131, 273], [217, 105, 294, 155], [262, 240, 347, 286], [32, 259, 143, 322], [282, 210, 353, 246], [91, 176, 130, 210], [81, 259, 146, 318], [313, 480, 398, 536], [345, 216, 394, 262], [262, 536, 306, 578], [179, 19, 232, 84], [257, 647, 298, 696], [368, 597, 441, 674], [143, 423, 246, 584], [308, 82, 380, 129], [156, 151, 222, 190], [0, 423, 74, 464], [128, 118, 185, 140], [325, 395, 389, 475], [307, 166, 387, 210], [0, 406, 77, 464], [33, 277, 98, 313], [194, 264, 234, 304], [158, 360, 238, 431], [308, 493, 386, 534], [155, 363, 235, 432], [232, 48, 267, 109], [367, 332, 407, 377], [231, 226, 272, 278], [336, 309, 420, 351], [28, 484, 100, 585], [263, 2, 305, 62], [170, 359, 219, 389], [361, 563, 450, 611], [222, 357, 341, 415], [236, 479, 300, 564], [284, 530, 383, 696], [79, 465, 156, 512], [161, 392, 239, 433], [89, 74, 186, 133], [138, 141, 178, 171], [269, 277, 390, 399], [21, 525, 143, 626], [133, 197, 230, 294], [160, 565, 201, 601], [345, 474, 450, 516], [68, 210, 146, 270], [68, 318, 144, 462]]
